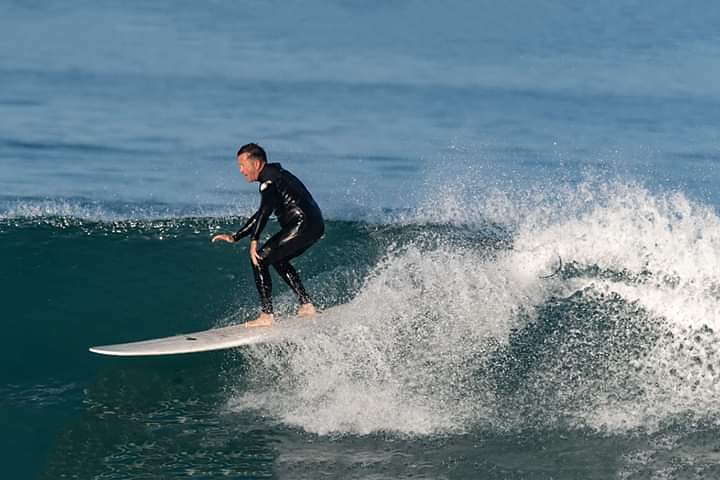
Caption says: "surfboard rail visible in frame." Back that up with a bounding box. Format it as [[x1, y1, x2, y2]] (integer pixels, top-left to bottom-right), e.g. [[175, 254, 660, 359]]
[[88, 311, 336, 357]]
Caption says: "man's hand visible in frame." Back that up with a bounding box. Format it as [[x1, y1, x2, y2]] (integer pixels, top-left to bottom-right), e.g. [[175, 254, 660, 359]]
[[249, 240, 261, 266], [211, 234, 235, 244]]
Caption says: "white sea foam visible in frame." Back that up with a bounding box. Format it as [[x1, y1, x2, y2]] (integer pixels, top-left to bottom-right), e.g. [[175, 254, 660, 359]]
[[0, 198, 254, 222], [228, 178, 720, 436], [1, 198, 117, 221]]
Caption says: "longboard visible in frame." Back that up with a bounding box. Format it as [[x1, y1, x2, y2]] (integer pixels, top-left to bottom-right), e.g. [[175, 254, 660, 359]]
[[89, 313, 330, 357]]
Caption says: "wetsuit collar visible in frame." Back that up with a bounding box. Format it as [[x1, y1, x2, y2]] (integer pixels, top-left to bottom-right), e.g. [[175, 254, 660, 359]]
[[258, 162, 281, 182]]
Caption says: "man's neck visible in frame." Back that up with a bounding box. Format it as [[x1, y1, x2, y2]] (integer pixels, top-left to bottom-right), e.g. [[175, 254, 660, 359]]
[[256, 162, 267, 181]]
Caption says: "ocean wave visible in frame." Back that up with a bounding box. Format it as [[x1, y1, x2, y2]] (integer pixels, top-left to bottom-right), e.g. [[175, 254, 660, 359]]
[[7, 179, 720, 437], [226, 179, 720, 436]]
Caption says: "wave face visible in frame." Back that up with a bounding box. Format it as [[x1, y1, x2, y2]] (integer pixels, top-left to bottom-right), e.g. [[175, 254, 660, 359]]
[[6, 180, 720, 479]]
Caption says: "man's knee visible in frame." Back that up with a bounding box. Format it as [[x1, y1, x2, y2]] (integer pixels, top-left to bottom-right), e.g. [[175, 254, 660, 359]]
[[251, 243, 271, 266], [251, 253, 271, 271], [272, 260, 293, 274], [257, 246, 288, 269]]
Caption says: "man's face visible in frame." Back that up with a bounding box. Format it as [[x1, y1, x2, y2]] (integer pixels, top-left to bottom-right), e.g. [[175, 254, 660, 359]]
[[237, 153, 263, 182]]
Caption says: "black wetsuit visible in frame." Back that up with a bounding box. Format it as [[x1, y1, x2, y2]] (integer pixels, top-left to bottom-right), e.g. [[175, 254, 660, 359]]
[[233, 163, 324, 314]]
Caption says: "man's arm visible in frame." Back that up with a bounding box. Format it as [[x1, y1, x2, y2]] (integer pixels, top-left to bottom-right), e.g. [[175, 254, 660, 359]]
[[211, 181, 276, 245], [250, 180, 275, 241], [247, 182, 275, 266], [211, 211, 257, 244], [232, 211, 259, 242]]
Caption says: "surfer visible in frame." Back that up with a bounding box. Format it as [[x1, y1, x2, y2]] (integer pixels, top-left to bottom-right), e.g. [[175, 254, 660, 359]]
[[212, 143, 325, 327]]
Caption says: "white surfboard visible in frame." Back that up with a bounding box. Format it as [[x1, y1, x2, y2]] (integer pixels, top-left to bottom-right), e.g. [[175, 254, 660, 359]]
[[89, 313, 330, 357]]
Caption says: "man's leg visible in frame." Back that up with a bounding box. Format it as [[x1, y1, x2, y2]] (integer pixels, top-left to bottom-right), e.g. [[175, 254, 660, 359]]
[[274, 259, 317, 317], [259, 223, 321, 318], [252, 261, 273, 314], [244, 231, 302, 327], [245, 221, 322, 327], [273, 260, 312, 305], [244, 259, 274, 327]]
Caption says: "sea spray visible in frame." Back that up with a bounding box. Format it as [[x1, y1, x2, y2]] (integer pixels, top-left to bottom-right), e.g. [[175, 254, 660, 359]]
[[228, 179, 720, 437]]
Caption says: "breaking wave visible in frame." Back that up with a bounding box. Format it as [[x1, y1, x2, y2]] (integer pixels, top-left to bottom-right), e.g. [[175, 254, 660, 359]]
[[227, 179, 720, 436]]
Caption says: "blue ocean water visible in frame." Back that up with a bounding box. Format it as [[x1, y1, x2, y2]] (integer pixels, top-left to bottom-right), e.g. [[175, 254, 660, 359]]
[[4, 1, 720, 478]]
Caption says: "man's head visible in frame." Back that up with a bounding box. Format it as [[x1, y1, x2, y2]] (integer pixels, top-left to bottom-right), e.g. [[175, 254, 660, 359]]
[[236, 143, 267, 182]]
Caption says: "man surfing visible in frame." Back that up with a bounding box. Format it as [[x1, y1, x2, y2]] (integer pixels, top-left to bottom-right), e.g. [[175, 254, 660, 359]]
[[212, 143, 324, 327]]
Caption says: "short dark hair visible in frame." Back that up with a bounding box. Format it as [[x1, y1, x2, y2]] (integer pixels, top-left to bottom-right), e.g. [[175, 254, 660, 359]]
[[237, 143, 267, 163]]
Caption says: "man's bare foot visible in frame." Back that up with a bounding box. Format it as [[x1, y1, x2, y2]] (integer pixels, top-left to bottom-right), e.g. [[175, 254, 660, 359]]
[[243, 313, 273, 328], [297, 303, 317, 317]]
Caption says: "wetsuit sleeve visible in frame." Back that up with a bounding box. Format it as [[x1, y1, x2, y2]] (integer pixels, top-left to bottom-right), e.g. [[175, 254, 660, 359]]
[[232, 211, 259, 241], [251, 181, 276, 241]]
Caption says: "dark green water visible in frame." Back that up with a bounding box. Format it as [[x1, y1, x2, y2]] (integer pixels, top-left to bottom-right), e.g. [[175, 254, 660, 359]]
[[4, 202, 720, 479]]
